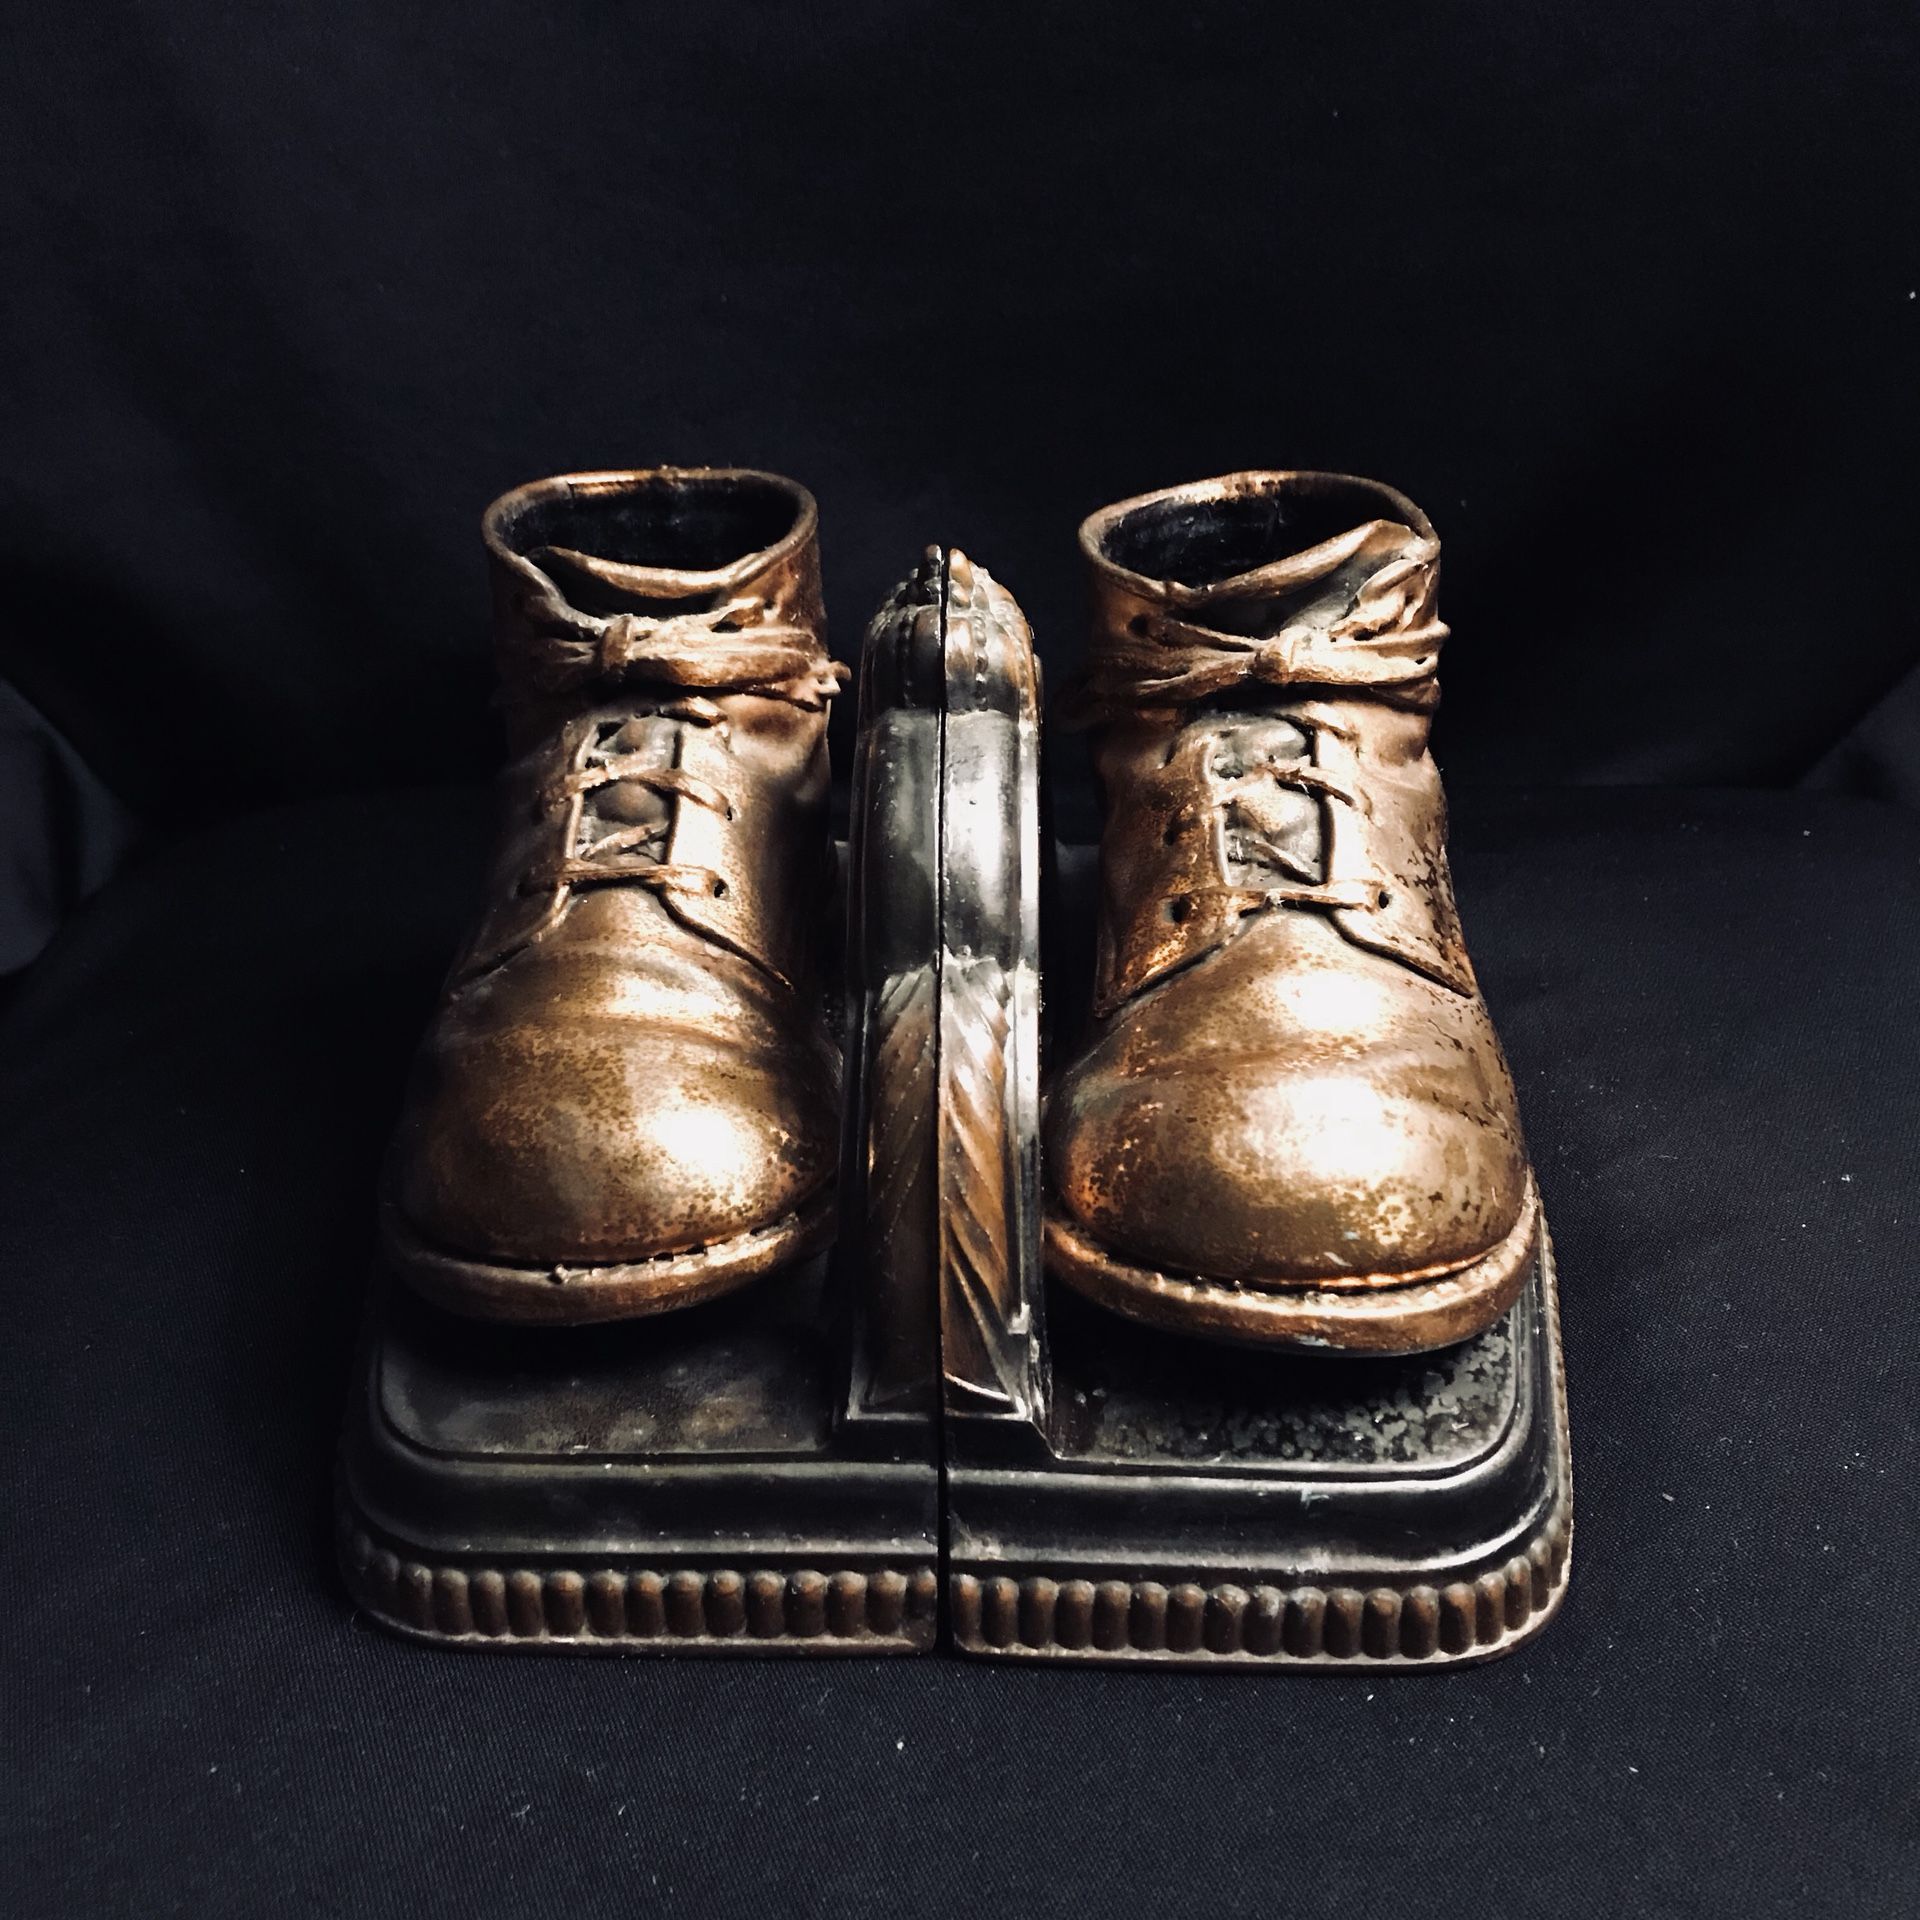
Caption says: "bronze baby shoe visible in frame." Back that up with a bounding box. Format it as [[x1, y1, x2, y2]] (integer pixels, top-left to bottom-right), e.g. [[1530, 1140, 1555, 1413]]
[[384, 468, 847, 1323], [1043, 471, 1538, 1354]]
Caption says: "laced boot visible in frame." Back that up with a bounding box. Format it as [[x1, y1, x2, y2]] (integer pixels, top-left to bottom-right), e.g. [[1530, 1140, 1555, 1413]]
[[384, 468, 847, 1323], [1044, 472, 1538, 1354]]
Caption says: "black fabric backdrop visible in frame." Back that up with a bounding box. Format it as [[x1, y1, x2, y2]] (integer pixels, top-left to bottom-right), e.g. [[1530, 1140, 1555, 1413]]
[[7, 786, 1918, 1919], [3, 4, 1918, 1915], [4, 0, 1919, 834]]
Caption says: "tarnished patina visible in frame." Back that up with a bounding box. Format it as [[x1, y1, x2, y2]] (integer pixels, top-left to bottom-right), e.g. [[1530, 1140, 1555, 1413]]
[[385, 468, 846, 1323], [1044, 472, 1537, 1353]]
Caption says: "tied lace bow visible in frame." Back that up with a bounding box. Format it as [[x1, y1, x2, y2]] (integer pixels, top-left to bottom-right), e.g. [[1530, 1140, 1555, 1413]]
[[513, 577, 846, 912], [1065, 541, 1446, 726], [520, 578, 849, 710]]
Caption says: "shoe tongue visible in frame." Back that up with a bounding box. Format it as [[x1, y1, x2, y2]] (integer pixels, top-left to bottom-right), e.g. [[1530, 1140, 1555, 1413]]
[[588, 720, 676, 828]]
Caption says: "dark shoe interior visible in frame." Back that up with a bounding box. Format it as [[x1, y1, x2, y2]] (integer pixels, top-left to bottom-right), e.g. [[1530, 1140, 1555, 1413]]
[[502, 472, 801, 574], [1103, 479, 1402, 586]]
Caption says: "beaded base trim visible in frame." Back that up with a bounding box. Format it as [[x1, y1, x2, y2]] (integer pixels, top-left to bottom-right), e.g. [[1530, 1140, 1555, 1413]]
[[949, 1502, 1570, 1666], [337, 1500, 938, 1655]]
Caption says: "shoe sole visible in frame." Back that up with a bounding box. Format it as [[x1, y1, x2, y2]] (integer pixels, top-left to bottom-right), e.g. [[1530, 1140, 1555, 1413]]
[[381, 1186, 838, 1325], [1042, 1174, 1541, 1355]]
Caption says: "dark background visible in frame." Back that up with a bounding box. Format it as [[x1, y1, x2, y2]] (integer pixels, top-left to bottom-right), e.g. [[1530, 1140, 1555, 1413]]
[[3, 4, 1916, 1916]]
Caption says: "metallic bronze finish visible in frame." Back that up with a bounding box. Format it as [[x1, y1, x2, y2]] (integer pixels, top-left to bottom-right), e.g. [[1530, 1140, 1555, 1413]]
[[335, 1253, 940, 1656], [931, 553, 1047, 1419], [913, 553, 1572, 1669], [1045, 472, 1536, 1353], [947, 1233, 1573, 1669], [333, 544, 957, 1656], [837, 547, 1047, 1423], [845, 549, 1048, 1422], [385, 468, 847, 1323], [1044, 1178, 1538, 1355]]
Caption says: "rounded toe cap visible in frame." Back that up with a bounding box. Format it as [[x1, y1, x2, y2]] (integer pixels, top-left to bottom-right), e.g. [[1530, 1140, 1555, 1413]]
[[1046, 1059, 1528, 1286], [393, 1018, 838, 1267]]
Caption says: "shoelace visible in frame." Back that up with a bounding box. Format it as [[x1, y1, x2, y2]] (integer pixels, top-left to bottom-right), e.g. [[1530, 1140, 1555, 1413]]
[[516, 586, 849, 900], [1064, 547, 1446, 920], [1203, 722, 1386, 916], [519, 575, 848, 708], [1061, 541, 1446, 727]]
